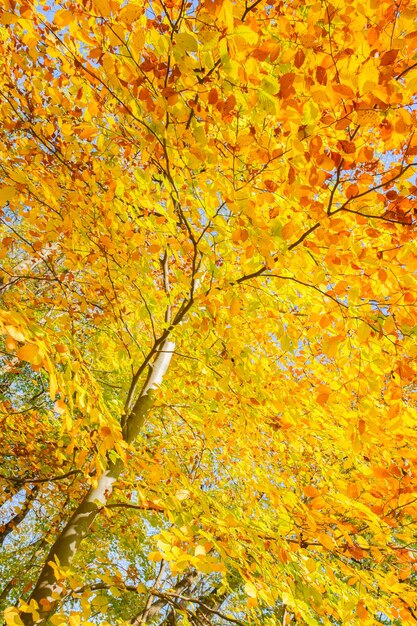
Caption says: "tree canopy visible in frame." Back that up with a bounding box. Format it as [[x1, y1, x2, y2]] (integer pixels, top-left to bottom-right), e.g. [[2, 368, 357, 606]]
[[1, 0, 417, 624]]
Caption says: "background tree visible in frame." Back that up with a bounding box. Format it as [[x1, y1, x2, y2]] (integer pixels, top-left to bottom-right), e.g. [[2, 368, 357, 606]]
[[1, 0, 417, 624]]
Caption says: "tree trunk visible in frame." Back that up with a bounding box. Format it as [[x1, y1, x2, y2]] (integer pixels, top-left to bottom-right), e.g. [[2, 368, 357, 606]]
[[21, 340, 175, 625]]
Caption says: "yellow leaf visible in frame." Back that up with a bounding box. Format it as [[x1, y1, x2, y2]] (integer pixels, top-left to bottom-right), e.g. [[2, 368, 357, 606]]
[[16, 343, 41, 364], [130, 27, 145, 62], [17, 600, 39, 621], [5, 325, 26, 342], [244, 581, 257, 598], [306, 558, 316, 572], [318, 533, 335, 550], [229, 298, 241, 316], [50, 614, 67, 626], [91, 0, 111, 17], [303, 100, 320, 125], [218, 0, 234, 32], [261, 76, 279, 95], [175, 33, 198, 54], [0, 186, 16, 204], [357, 322, 372, 342], [358, 64, 379, 94], [356, 536, 369, 549], [120, 4, 143, 23], [4, 608, 24, 626], [175, 489, 190, 501], [257, 90, 278, 115], [234, 25, 258, 45]]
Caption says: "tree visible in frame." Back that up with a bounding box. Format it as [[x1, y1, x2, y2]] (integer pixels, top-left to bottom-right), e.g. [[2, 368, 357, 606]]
[[1, 0, 417, 623]]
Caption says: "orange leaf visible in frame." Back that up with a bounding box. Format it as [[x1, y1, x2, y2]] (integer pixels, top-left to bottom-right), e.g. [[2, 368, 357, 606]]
[[294, 49, 305, 68], [347, 483, 359, 500], [54, 400, 67, 415], [264, 179, 278, 192], [358, 419, 366, 434], [378, 269, 387, 282], [208, 89, 218, 104], [345, 184, 359, 198], [310, 496, 326, 510], [281, 222, 294, 240], [54, 9, 74, 26], [316, 386, 331, 405], [357, 600, 368, 620], [339, 140, 356, 154]]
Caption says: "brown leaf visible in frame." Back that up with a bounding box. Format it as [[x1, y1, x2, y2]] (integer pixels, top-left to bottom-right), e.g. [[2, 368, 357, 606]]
[[380, 49, 399, 66]]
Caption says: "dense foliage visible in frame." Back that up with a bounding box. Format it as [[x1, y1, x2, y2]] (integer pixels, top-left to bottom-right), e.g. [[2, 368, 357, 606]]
[[1, 0, 417, 624]]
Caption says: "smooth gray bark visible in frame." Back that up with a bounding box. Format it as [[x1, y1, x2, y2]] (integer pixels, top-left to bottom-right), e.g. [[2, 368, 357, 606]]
[[21, 341, 175, 625]]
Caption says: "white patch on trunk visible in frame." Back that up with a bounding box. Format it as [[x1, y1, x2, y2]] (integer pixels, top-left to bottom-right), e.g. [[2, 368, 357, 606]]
[[145, 341, 175, 391]]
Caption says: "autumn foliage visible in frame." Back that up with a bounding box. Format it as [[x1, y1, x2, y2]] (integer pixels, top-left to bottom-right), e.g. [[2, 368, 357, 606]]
[[1, 0, 417, 624]]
